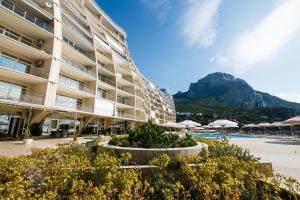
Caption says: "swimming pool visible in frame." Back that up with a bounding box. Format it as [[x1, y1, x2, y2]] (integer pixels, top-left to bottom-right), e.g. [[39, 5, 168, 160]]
[[192, 133, 256, 139]]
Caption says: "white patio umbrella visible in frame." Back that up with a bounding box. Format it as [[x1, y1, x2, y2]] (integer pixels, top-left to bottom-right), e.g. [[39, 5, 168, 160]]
[[243, 124, 257, 128], [269, 122, 290, 135], [208, 119, 238, 134], [178, 120, 201, 127], [243, 124, 257, 133], [162, 122, 186, 129], [201, 125, 211, 129], [283, 116, 300, 125], [257, 123, 271, 134], [208, 119, 238, 128], [194, 127, 205, 130]]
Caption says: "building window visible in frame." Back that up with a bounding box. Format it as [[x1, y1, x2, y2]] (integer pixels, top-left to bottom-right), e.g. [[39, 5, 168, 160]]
[[0, 81, 25, 101], [97, 88, 106, 99]]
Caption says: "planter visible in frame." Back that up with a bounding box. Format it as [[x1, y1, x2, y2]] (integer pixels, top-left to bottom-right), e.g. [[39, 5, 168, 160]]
[[22, 138, 33, 144], [100, 141, 208, 164]]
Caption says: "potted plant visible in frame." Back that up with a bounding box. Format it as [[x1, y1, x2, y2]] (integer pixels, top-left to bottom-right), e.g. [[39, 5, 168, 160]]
[[22, 127, 33, 144]]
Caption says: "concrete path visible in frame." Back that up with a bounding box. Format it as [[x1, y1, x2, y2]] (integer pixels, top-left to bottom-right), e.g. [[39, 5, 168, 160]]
[[230, 137, 300, 181]]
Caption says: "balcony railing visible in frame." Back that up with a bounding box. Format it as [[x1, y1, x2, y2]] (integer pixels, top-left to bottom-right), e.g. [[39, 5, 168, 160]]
[[55, 101, 94, 113], [0, 25, 52, 54], [96, 92, 115, 101], [22, 0, 53, 19], [97, 62, 114, 74], [63, 36, 95, 61], [58, 75, 95, 95], [136, 115, 146, 121], [97, 50, 112, 62], [62, 56, 96, 78], [117, 97, 134, 106], [119, 76, 133, 84], [136, 102, 144, 109], [117, 87, 134, 95], [0, 87, 44, 105], [61, 0, 89, 27], [98, 77, 116, 87], [112, 47, 127, 61], [0, 52, 49, 79], [62, 17, 93, 47], [116, 112, 134, 119], [0, 0, 53, 33]]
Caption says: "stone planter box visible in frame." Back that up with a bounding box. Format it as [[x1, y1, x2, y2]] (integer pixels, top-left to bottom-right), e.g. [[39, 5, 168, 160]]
[[100, 141, 208, 164]]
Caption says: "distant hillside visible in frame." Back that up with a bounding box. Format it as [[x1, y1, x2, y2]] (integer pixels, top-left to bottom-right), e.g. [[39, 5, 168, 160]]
[[174, 72, 299, 124], [174, 72, 300, 110]]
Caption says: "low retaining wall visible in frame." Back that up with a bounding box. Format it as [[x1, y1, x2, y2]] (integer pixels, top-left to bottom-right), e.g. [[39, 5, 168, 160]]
[[100, 141, 208, 164]]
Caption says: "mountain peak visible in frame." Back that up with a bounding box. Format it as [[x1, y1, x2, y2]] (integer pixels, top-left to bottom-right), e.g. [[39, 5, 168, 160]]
[[174, 72, 300, 110], [202, 72, 235, 82]]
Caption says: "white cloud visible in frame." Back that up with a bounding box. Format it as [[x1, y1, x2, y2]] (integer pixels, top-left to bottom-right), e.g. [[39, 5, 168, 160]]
[[141, 0, 172, 23], [217, 0, 300, 73], [276, 92, 300, 103], [178, 0, 223, 48]]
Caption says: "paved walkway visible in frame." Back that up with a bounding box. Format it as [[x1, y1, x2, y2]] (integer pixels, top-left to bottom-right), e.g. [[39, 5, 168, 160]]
[[0, 137, 96, 157], [230, 137, 300, 181]]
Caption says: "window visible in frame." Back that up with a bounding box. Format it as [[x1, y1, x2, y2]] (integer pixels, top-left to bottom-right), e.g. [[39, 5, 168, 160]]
[[97, 88, 106, 99], [0, 115, 9, 136], [117, 96, 125, 104], [0, 81, 24, 101]]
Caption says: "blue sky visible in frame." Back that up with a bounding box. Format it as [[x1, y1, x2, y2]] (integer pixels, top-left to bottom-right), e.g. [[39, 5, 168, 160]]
[[97, 0, 300, 103]]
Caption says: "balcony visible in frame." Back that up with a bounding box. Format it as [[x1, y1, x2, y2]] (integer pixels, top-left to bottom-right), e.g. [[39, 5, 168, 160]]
[[61, 0, 89, 28], [55, 102, 94, 113], [54, 95, 94, 113], [62, 16, 93, 50], [117, 87, 134, 97], [135, 115, 146, 121], [116, 112, 134, 119], [61, 56, 96, 81], [117, 96, 134, 107], [112, 48, 129, 66], [96, 92, 115, 101], [63, 36, 95, 65], [0, 25, 52, 59], [97, 50, 113, 64], [19, 0, 53, 20], [94, 34, 110, 51], [97, 62, 115, 76], [117, 76, 133, 86], [0, 52, 49, 82], [58, 75, 95, 98], [0, 87, 44, 106], [0, 0, 53, 39], [136, 102, 144, 110], [98, 76, 116, 89]]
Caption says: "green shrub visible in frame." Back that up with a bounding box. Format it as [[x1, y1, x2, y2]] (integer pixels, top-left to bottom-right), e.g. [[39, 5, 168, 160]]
[[109, 121, 197, 148], [0, 141, 299, 199]]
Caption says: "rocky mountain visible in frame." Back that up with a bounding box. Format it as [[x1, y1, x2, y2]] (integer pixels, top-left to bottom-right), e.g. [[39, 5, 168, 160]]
[[174, 72, 300, 111]]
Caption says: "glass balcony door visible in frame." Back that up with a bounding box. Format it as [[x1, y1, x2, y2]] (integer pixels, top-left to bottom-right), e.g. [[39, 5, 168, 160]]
[[0, 81, 24, 101]]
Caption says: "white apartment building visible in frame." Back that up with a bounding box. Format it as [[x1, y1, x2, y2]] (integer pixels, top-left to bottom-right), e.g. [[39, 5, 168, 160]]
[[0, 0, 175, 137]]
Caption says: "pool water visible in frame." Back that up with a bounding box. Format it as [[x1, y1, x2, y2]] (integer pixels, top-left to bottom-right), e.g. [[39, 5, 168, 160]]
[[192, 133, 256, 139]]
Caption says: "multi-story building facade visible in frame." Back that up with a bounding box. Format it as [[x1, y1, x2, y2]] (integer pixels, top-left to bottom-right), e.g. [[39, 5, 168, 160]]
[[0, 0, 175, 137]]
